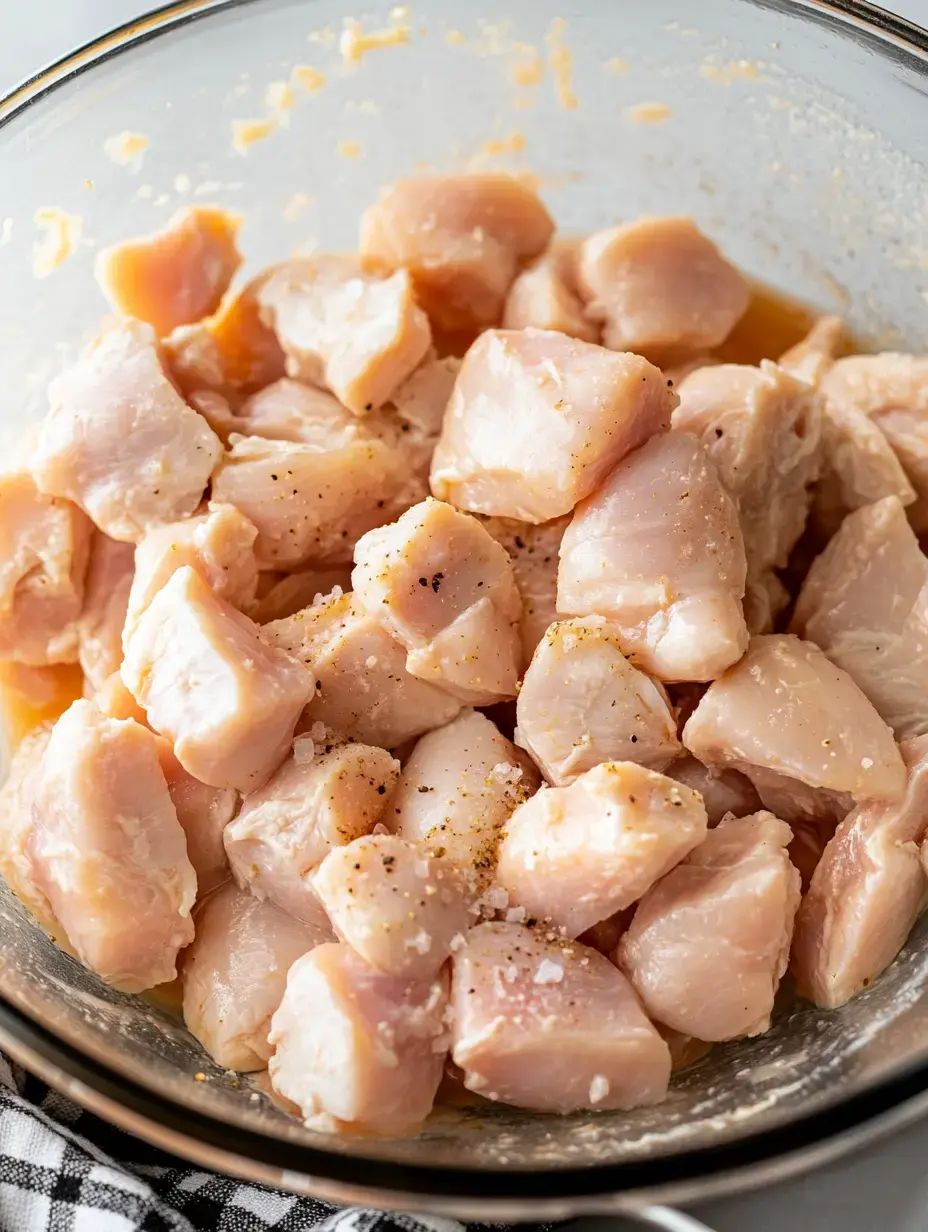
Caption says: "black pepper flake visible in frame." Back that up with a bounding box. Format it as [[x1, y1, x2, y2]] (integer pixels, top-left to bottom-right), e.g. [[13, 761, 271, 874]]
[[630, 734, 638, 743], [376, 784, 387, 795], [418, 577, 429, 587], [514, 536, 526, 550], [271, 473, 278, 480], [431, 572, 444, 593], [382, 855, 395, 867], [364, 402, 373, 411]]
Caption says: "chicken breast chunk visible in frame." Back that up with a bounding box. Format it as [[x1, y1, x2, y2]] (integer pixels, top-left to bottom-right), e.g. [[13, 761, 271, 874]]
[[497, 761, 708, 937], [618, 812, 801, 1040], [0, 729, 58, 932], [157, 745, 237, 898], [663, 755, 762, 827], [429, 329, 674, 522], [182, 881, 333, 1071], [450, 922, 671, 1113], [27, 700, 195, 991], [673, 360, 822, 632], [248, 566, 352, 625], [557, 432, 749, 682], [224, 734, 398, 921], [95, 206, 242, 337], [268, 944, 450, 1135], [576, 217, 750, 359], [515, 618, 680, 785], [32, 321, 221, 542], [479, 515, 569, 668], [121, 566, 312, 791], [76, 532, 134, 690], [359, 174, 554, 333], [778, 315, 847, 385], [352, 498, 522, 705], [501, 243, 597, 341]]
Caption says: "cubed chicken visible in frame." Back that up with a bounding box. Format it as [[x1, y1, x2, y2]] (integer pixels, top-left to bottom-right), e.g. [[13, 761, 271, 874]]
[[261, 593, 462, 747], [359, 174, 554, 333], [352, 498, 522, 705], [31, 320, 221, 542], [557, 432, 749, 682], [737, 765, 853, 829], [76, 532, 134, 690], [157, 745, 237, 898], [314, 834, 474, 979], [268, 943, 450, 1135], [479, 514, 569, 668], [673, 360, 822, 632], [501, 242, 598, 341], [234, 377, 363, 443], [0, 729, 58, 932], [429, 329, 674, 522], [450, 922, 671, 1112], [497, 761, 708, 937], [663, 755, 762, 827], [0, 470, 92, 665], [248, 566, 352, 625], [95, 205, 242, 337], [576, 217, 750, 359], [791, 736, 928, 1009], [618, 812, 800, 1040], [390, 353, 460, 438], [792, 496, 928, 740], [515, 618, 680, 785], [224, 734, 399, 922], [27, 700, 195, 991], [683, 634, 906, 808], [94, 671, 148, 725], [389, 709, 539, 890], [256, 256, 432, 414], [182, 880, 333, 1071], [121, 566, 312, 791], [778, 315, 847, 385]]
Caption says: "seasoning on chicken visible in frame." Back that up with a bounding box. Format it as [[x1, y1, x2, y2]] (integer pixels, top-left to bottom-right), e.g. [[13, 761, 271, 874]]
[[121, 566, 312, 791], [31, 320, 221, 542], [618, 812, 800, 1040], [479, 514, 569, 669], [0, 470, 92, 665], [0, 729, 58, 932], [558, 432, 749, 682], [224, 734, 399, 922], [664, 754, 762, 827], [256, 256, 432, 414], [450, 922, 671, 1112], [575, 216, 750, 360], [791, 737, 928, 1009], [497, 761, 707, 937], [501, 242, 597, 341], [683, 634, 907, 809], [515, 618, 680, 785], [248, 566, 352, 625], [429, 329, 674, 522], [182, 880, 333, 1071], [778, 315, 847, 385], [792, 496, 928, 740], [158, 745, 237, 898], [76, 532, 134, 691], [673, 360, 822, 632], [268, 943, 450, 1134], [262, 593, 462, 747], [359, 174, 554, 333], [27, 700, 196, 992]]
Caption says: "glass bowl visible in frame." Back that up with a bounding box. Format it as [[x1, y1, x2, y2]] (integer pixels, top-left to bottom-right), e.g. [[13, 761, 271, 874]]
[[3, 0, 928, 1219]]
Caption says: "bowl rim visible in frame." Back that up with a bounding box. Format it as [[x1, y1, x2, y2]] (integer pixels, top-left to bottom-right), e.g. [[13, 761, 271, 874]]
[[4, 0, 928, 1211]]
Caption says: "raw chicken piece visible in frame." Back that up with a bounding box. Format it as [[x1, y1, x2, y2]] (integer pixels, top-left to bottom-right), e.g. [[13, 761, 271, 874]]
[[0, 470, 92, 665], [497, 761, 708, 937], [121, 566, 312, 792], [261, 594, 463, 747], [501, 243, 598, 341], [429, 329, 674, 522], [76, 532, 134, 690], [557, 432, 749, 682], [515, 618, 680, 785], [0, 729, 58, 932], [32, 320, 221, 542], [389, 353, 460, 438], [28, 701, 195, 991], [389, 709, 539, 890], [618, 812, 800, 1040], [683, 634, 906, 805], [123, 502, 258, 642], [314, 834, 474, 978], [738, 764, 852, 829], [663, 355, 720, 387], [248, 566, 352, 624], [268, 943, 450, 1134], [94, 671, 148, 725], [778, 315, 847, 385], [450, 922, 671, 1112], [673, 360, 822, 632], [182, 880, 333, 1071], [479, 514, 569, 668], [95, 205, 242, 337], [157, 746, 237, 898], [234, 378, 362, 443], [256, 257, 431, 414], [792, 496, 928, 740], [576, 217, 750, 359], [791, 736, 928, 1009], [0, 661, 83, 747], [788, 819, 834, 892], [359, 174, 554, 332], [224, 735, 399, 922], [664, 755, 762, 827], [352, 498, 522, 705]]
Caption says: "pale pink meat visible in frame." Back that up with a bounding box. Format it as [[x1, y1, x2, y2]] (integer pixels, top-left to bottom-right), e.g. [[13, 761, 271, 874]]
[[787, 819, 835, 892], [479, 515, 569, 668], [663, 755, 762, 827], [157, 745, 237, 898], [121, 566, 312, 791], [497, 761, 707, 937], [248, 566, 352, 624], [268, 943, 450, 1134], [450, 922, 671, 1113], [77, 532, 134, 690], [778, 315, 847, 385], [0, 729, 58, 932], [94, 671, 148, 725], [501, 243, 598, 341], [429, 329, 674, 522], [618, 812, 801, 1040], [515, 618, 680, 785], [557, 432, 749, 682]]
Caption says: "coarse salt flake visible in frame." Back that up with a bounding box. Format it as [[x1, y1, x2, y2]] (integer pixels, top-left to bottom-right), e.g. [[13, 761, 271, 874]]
[[589, 1074, 610, 1104], [534, 958, 564, 985]]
